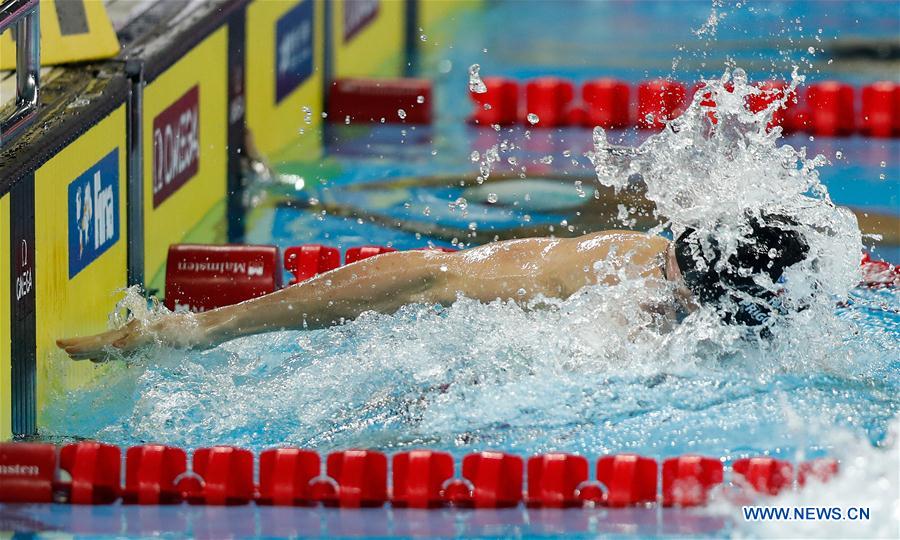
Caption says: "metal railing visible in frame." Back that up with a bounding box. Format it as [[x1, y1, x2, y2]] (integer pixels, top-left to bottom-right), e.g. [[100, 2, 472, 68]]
[[0, 0, 40, 147]]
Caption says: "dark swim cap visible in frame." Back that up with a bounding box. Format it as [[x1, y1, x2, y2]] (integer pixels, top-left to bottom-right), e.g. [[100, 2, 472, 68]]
[[673, 214, 810, 327]]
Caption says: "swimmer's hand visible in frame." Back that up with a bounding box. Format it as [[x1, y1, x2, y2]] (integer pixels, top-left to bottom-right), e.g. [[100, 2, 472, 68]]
[[56, 313, 209, 362]]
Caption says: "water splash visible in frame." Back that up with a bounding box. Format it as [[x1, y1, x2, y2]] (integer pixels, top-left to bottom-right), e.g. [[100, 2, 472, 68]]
[[468, 63, 487, 94], [589, 68, 862, 345], [718, 415, 900, 538]]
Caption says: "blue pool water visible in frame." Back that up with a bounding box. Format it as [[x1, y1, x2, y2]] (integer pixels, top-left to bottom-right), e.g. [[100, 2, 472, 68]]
[[13, 0, 900, 538]]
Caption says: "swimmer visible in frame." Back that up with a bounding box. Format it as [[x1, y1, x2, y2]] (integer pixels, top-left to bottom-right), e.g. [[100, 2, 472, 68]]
[[58, 213, 808, 361]]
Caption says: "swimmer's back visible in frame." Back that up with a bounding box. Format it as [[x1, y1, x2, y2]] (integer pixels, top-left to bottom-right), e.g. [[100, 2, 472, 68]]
[[438, 231, 668, 302]]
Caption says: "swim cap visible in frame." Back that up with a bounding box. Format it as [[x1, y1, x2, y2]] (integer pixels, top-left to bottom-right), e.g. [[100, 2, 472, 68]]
[[673, 214, 809, 327]]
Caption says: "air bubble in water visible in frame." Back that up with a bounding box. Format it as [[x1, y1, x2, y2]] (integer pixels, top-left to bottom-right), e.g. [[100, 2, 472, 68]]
[[574, 180, 585, 198], [470, 151, 480, 162], [449, 197, 468, 212], [417, 95, 425, 104], [487, 193, 498, 204], [468, 64, 487, 94], [397, 109, 407, 120], [527, 113, 540, 125]]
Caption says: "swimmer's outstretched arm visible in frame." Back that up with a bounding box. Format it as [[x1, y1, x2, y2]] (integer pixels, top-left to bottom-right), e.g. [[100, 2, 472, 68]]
[[58, 248, 496, 361], [57, 232, 661, 361]]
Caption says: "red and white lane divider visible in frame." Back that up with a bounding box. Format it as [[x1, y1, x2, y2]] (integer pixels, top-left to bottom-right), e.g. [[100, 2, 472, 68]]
[[469, 77, 900, 138], [0, 442, 840, 507]]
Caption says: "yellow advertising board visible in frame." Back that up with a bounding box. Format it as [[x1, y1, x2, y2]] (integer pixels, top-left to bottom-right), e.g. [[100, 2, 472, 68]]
[[33, 105, 127, 411], [142, 28, 229, 295], [332, 0, 405, 78], [246, 0, 325, 163], [0, 0, 119, 69]]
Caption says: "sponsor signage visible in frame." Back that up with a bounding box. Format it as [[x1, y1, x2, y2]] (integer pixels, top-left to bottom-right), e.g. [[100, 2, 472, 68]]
[[343, 0, 379, 43], [0, 463, 40, 476], [67, 149, 120, 279], [153, 85, 201, 207], [175, 259, 266, 277], [275, 0, 314, 103], [14, 238, 33, 316]]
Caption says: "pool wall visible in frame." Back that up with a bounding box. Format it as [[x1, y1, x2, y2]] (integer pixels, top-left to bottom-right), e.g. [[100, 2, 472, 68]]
[[0, 0, 477, 440]]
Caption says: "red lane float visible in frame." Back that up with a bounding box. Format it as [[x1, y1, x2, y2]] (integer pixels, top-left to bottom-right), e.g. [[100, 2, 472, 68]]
[[806, 81, 855, 136], [745, 80, 798, 131], [123, 445, 187, 505], [328, 78, 432, 125], [0, 443, 847, 508], [392, 450, 454, 508], [257, 448, 321, 506], [861, 253, 900, 288], [732, 457, 793, 496], [637, 80, 687, 130], [0, 443, 57, 503], [322, 450, 388, 508], [189, 446, 255, 505], [456, 451, 523, 508], [469, 77, 520, 126], [525, 77, 575, 128], [344, 245, 397, 264], [466, 77, 899, 135], [797, 458, 839, 486], [691, 82, 735, 125], [583, 78, 631, 129], [596, 454, 658, 507], [662, 455, 723, 507], [526, 453, 589, 508], [860, 81, 899, 138], [164, 244, 281, 312], [59, 442, 121, 504], [284, 244, 340, 285]]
